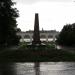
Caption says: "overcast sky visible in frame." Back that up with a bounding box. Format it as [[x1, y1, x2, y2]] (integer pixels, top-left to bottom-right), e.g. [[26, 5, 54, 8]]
[[13, 0, 75, 31]]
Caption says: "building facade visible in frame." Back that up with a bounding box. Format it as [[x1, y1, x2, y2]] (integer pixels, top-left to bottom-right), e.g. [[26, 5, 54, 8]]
[[17, 30, 59, 42]]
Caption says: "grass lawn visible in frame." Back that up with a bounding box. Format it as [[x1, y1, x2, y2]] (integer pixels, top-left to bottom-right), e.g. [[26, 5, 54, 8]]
[[0, 45, 75, 62]]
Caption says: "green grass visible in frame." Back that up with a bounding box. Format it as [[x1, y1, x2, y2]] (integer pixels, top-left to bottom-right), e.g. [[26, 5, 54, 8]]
[[0, 47, 75, 62], [0, 42, 75, 62]]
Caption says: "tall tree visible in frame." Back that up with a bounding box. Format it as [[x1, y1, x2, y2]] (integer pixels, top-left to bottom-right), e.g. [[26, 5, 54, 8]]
[[0, 0, 20, 47], [56, 23, 75, 46]]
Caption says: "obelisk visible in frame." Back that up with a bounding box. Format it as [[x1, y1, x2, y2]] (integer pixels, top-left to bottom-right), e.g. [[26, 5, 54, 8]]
[[32, 13, 41, 45]]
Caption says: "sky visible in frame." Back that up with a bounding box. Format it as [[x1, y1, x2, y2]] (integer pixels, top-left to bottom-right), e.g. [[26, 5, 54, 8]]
[[13, 0, 75, 31]]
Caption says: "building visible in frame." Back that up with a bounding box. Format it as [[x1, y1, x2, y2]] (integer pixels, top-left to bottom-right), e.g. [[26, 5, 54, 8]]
[[17, 30, 59, 42]]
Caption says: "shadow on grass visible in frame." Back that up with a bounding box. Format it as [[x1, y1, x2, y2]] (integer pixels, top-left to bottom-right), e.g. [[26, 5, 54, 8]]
[[0, 46, 75, 62]]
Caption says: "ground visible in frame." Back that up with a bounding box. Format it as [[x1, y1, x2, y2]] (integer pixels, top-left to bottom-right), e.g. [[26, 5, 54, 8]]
[[0, 43, 75, 62]]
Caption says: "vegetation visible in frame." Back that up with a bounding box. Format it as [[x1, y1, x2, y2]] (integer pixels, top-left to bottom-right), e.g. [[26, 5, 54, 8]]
[[0, 0, 20, 48], [0, 48, 75, 62], [56, 23, 75, 46], [0, 42, 75, 62], [18, 41, 56, 50], [46, 43, 55, 49], [19, 42, 27, 49]]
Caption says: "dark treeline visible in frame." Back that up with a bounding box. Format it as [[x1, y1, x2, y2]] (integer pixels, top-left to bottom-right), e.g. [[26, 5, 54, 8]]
[[56, 23, 75, 46], [0, 0, 20, 47]]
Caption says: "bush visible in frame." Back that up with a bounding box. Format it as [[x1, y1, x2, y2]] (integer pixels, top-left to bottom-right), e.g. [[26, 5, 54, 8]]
[[19, 42, 27, 49], [46, 44, 55, 49]]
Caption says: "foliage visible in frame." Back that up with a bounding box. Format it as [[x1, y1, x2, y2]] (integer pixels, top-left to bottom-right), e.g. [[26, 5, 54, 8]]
[[18, 42, 56, 51], [0, 0, 20, 47], [46, 44, 55, 49], [19, 42, 27, 49], [56, 23, 75, 46], [16, 28, 21, 32]]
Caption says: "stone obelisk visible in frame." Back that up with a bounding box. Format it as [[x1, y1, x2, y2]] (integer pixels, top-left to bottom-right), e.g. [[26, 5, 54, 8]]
[[32, 13, 41, 45]]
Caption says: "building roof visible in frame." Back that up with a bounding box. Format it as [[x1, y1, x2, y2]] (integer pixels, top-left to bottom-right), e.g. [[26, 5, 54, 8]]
[[25, 30, 59, 33]]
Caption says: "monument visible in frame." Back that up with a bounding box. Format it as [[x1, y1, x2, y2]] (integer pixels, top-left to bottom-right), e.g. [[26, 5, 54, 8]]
[[32, 13, 41, 45]]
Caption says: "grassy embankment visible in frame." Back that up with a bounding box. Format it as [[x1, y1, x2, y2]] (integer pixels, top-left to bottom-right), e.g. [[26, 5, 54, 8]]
[[0, 42, 75, 62]]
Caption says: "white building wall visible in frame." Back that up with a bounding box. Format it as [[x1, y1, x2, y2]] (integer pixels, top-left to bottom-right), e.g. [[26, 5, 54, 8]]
[[17, 31, 59, 42]]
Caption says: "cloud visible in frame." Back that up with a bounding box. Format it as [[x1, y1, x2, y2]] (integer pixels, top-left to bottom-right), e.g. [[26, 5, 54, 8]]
[[14, 0, 72, 4], [14, 0, 39, 4], [15, 1, 75, 31]]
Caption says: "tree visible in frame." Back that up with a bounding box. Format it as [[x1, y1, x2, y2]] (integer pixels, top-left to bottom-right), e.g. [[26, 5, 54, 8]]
[[0, 0, 20, 47], [16, 28, 21, 32], [56, 23, 75, 46]]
